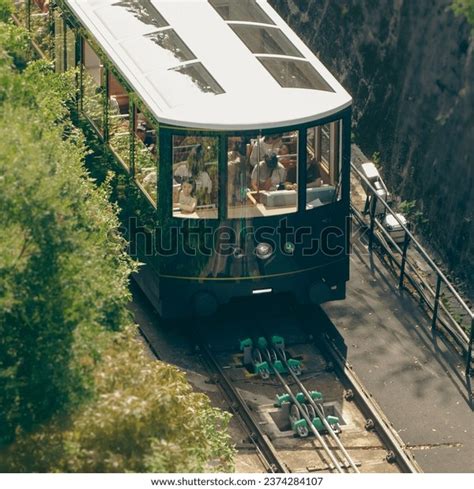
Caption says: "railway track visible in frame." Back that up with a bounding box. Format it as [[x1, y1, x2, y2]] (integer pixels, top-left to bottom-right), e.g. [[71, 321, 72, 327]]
[[133, 286, 420, 473], [258, 335, 359, 473], [197, 341, 289, 473]]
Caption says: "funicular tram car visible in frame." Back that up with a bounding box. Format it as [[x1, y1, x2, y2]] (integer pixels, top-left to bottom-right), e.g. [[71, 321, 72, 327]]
[[23, 0, 352, 318]]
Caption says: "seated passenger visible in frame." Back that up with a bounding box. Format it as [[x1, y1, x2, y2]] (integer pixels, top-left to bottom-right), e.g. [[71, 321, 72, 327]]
[[109, 95, 120, 114], [179, 179, 197, 214], [278, 144, 297, 184], [142, 170, 157, 196], [174, 144, 213, 203], [249, 134, 283, 167], [306, 157, 323, 188], [251, 152, 286, 192], [283, 157, 323, 191]]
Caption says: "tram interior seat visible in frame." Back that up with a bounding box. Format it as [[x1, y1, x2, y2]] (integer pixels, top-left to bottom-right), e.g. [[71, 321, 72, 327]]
[[260, 186, 335, 208]]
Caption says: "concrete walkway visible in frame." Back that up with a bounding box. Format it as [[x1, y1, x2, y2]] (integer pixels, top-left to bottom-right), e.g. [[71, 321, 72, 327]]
[[323, 240, 473, 473]]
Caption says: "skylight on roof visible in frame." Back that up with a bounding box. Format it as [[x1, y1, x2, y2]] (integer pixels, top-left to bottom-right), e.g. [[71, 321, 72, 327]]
[[229, 25, 303, 57], [258, 57, 335, 92], [171, 62, 225, 96], [111, 0, 169, 29], [145, 29, 196, 65], [209, 0, 275, 24]]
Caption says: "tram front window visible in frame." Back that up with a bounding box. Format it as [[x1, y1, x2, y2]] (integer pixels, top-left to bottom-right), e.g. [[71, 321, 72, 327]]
[[306, 120, 342, 209], [228, 131, 298, 218], [173, 136, 219, 219]]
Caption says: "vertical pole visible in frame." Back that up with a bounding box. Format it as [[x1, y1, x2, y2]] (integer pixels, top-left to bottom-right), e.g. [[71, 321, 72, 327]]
[[467, 317, 474, 408], [103, 66, 109, 144], [398, 233, 411, 289], [62, 14, 67, 72], [431, 275, 442, 331], [368, 194, 376, 252], [26, 0, 31, 31], [78, 36, 83, 113], [73, 29, 80, 114], [256, 131, 261, 201], [466, 317, 474, 378], [218, 133, 227, 220], [130, 100, 136, 177], [298, 127, 307, 213]]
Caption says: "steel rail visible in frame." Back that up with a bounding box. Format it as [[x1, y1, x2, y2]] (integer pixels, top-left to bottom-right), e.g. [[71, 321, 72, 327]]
[[132, 284, 288, 473], [197, 341, 289, 474], [269, 340, 360, 473], [260, 350, 347, 473]]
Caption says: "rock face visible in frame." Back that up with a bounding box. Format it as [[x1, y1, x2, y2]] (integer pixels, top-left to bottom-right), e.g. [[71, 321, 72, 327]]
[[271, 0, 473, 284]]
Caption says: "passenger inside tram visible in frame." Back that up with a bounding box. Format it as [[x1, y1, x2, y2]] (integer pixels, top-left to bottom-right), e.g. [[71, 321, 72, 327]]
[[251, 152, 286, 191], [306, 157, 323, 188], [278, 144, 297, 184], [227, 140, 242, 205], [249, 134, 283, 167], [173, 137, 218, 218], [178, 179, 197, 214]]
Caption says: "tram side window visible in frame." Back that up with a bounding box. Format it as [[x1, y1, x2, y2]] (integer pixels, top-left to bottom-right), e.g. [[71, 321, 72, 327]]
[[54, 10, 65, 72], [134, 109, 158, 205], [173, 136, 218, 219], [66, 25, 76, 70], [228, 131, 298, 218], [81, 39, 104, 134], [55, 13, 76, 73], [30, 0, 51, 55], [108, 72, 131, 171], [306, 120, 342, 210]]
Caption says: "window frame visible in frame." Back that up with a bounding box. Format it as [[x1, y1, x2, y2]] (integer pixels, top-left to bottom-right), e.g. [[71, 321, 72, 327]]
[[80, 36, 106, 136], [161, 109, 350, 221], [208, 0, 276, 25], [170, 132, 221, 220], [132, 101, 160, 209]]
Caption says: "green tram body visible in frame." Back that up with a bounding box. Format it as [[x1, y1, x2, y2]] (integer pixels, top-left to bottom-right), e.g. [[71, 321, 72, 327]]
[[19, 0, 352, 318]]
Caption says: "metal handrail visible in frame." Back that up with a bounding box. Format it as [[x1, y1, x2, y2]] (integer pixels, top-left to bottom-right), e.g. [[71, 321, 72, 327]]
[[352, 163, 472, 319], [350, 161, 473, 403]]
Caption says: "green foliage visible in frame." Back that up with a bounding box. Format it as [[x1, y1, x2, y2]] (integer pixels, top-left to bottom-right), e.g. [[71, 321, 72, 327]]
[[0, 0, 12, 23], [0, 59, 136, 444], [0, 13, 234, 472], [0, 21, 30, 69], [0, 327, 234, 472], [371, 151, 381, 168], [398, 199, 429, 231], [451, 0, 474, 27]]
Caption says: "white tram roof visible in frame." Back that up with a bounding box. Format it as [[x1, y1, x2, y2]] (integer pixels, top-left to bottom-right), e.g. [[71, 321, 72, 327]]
[[65, 0, 352, 130]]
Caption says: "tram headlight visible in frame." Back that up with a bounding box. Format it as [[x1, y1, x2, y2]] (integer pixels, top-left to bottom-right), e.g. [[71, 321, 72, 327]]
[[284, 242, 296, 254], [255, 242, 273, 260]]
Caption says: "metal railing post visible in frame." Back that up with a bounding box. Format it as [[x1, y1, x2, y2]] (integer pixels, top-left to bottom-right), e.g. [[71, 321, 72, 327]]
[[431, 276, 442, 331], [466, 317, 474, 378], [467, 318, 474, 408], [368, 195, 376, 252], [398, 233, 411, 289]]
